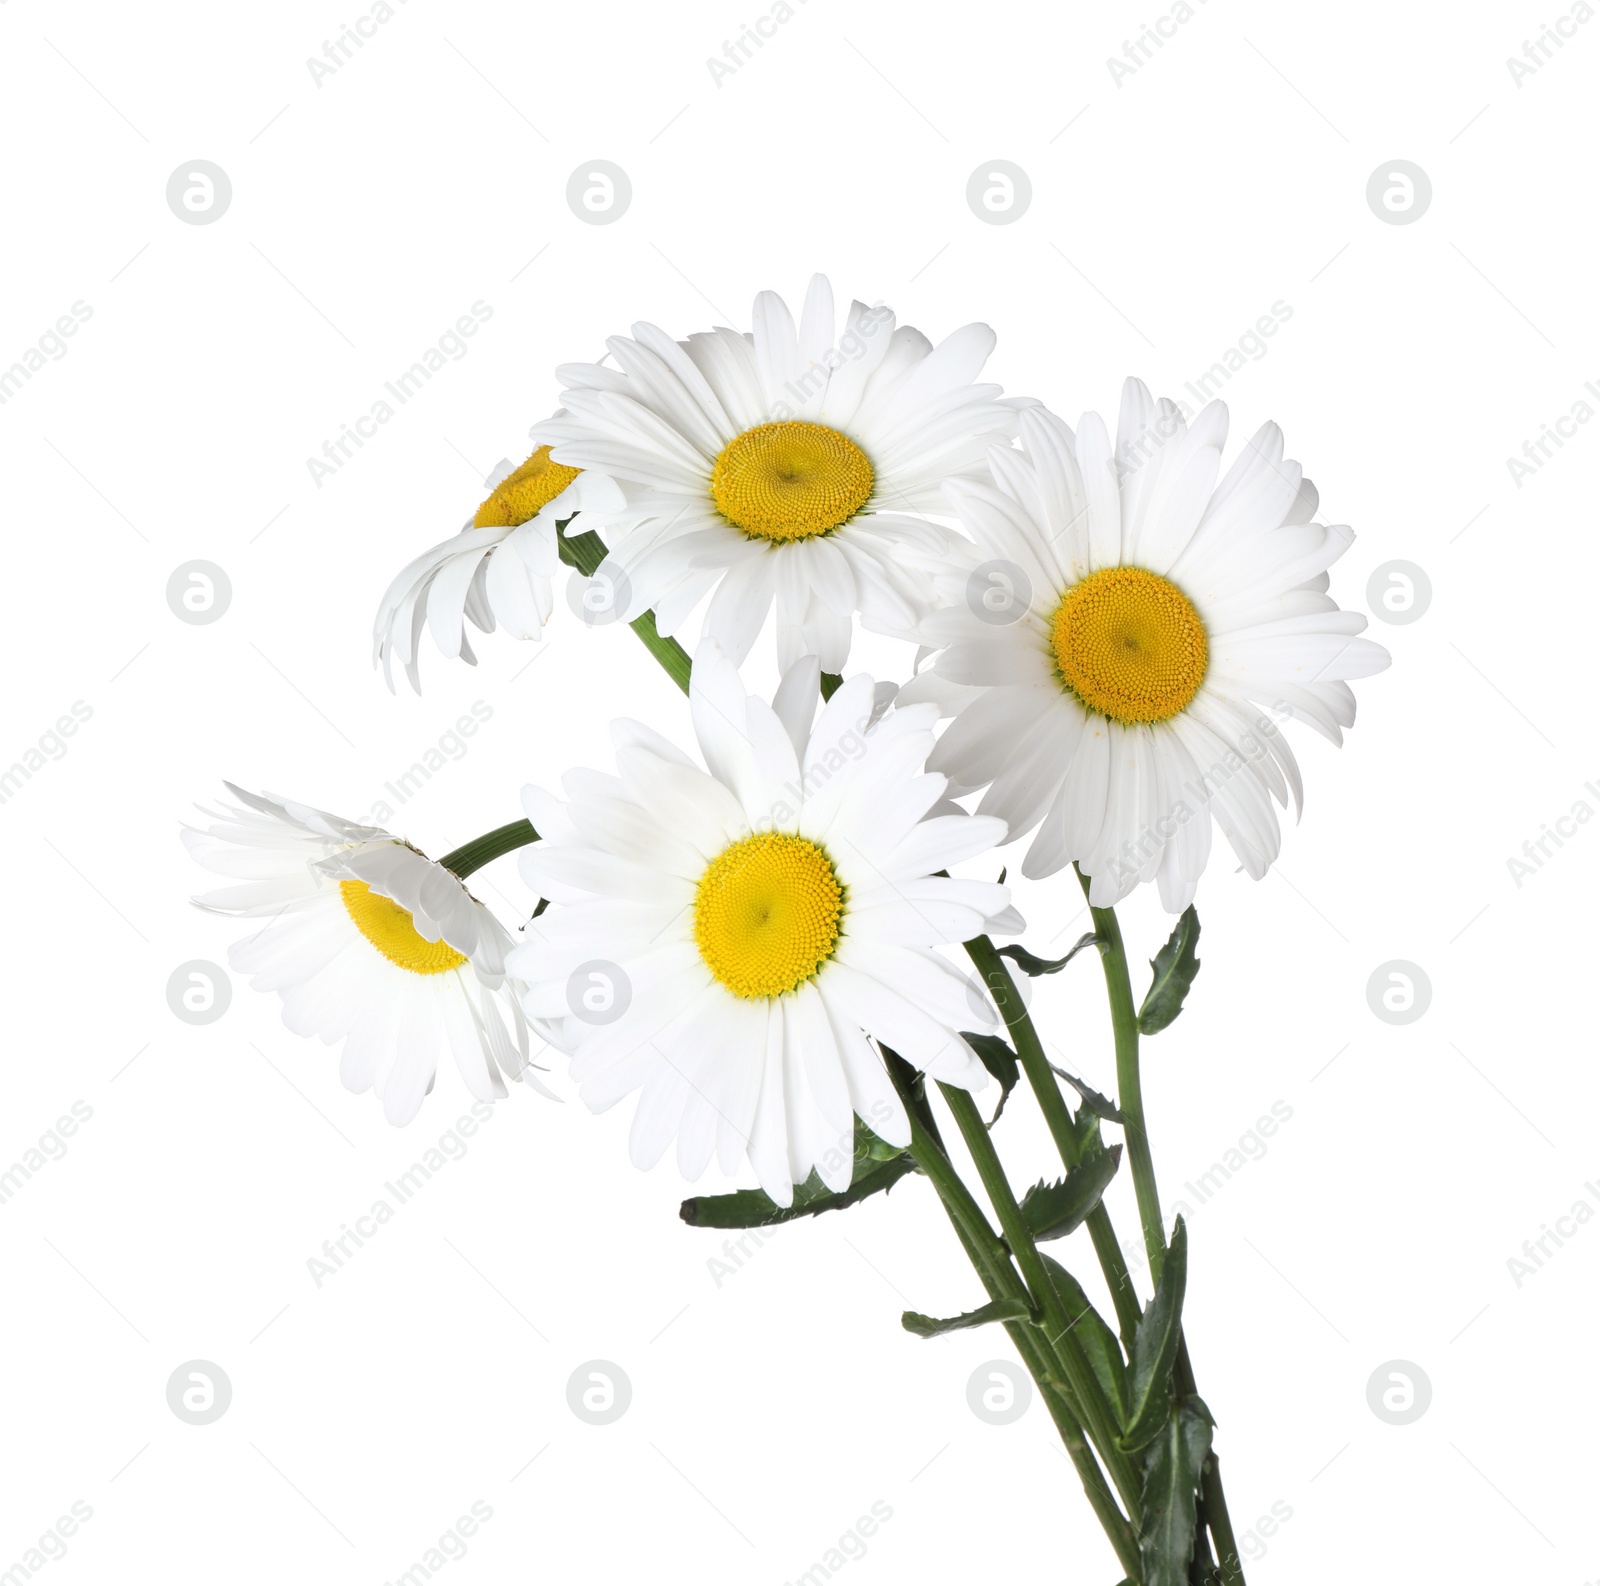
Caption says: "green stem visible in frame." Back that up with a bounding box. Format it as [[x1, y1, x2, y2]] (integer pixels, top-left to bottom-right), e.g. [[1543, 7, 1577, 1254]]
[[438, 818, 540, 879], [903, 1112, 1142, 1581], [963, 933, 1142, 1347], [937, 1083, 1144, 1519], [558, 523, 692, 694]]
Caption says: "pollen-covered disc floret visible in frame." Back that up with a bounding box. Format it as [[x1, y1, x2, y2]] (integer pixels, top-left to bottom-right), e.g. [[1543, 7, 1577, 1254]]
[[693, 832, 845, 998], [507, 640, 1023, 1207], [373, 434, 624, 692], [711, 423, 875, 543], [902, 388, 1390, 912], [185, 785, 558, 1125], [1050, 566, 1208, 725], [530, 274, 1027, 671]]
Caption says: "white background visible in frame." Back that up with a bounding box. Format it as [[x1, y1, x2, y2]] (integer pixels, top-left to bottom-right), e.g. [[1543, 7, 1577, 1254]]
[[2, 0, 1596, 1581]]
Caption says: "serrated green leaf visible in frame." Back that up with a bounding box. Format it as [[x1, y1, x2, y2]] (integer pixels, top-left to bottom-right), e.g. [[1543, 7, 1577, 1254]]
[[1048, 1061, 1124, 1123], [964, 1030, 1020, 1125], [1137, 1395, 1215, 1586], [1121, 1217, 1189, 1451], [997, 933, 1101, 978], [1040, 1254, 1130, 1423], [901, 1295, 1034, 1338], [1019, 1146, 1123, 1243], [1138, 906, 1201, 1036]]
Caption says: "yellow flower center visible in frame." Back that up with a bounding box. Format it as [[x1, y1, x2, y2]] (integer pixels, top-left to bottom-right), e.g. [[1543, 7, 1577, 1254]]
[[473, 445, 581, 529], [340, 880, 468, 975], [693, 832, 845, 999], [710, 421, 874, 543], [1049, 566, 1209, 725]]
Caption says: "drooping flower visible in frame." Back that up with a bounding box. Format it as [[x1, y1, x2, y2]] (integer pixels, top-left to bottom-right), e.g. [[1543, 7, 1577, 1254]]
[[529, 275, 1027, 672], [185, 786, 555, 1124], [903, 387, 1389, 910], [506, 642, 1018, 1204]]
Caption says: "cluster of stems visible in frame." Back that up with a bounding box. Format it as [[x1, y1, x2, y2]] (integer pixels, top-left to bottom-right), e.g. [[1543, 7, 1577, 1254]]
[[441, 524, 1248, 1584]]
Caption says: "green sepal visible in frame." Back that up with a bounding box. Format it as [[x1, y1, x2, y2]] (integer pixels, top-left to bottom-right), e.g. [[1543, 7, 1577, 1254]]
[[1120, 1216, 1189, 1451], [901, 1296, 1034, 1338], [1137, 1394, 1215, 1586], [1138, 907, 1201, 1036], [1018, 1146, 1123, 1242]]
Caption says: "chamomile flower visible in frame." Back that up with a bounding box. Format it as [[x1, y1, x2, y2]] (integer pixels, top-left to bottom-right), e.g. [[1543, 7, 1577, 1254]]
[[506, 641, 1018, 1205], [185, 785, 556, 1125], [902, 389, 1390, 911], [530, 275, 1026, 672], [373, 442, 624, 691]]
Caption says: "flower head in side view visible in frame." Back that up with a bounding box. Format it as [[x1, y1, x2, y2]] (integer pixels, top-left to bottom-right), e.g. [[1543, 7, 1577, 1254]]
[[506, 641, 1018, 1205], [373, 441, 624, 691], [902, 386, 1390, 911], [185, 786, 557, 1124], [530, 274, 1027, 672]]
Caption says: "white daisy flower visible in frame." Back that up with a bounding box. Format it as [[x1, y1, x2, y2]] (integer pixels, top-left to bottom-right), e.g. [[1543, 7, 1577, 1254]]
[[902, 387, 1390, 912], [530, 275, 1026, 672], [185, 785, 557, 1125], [373, 442, 624, 692], [506, 641, 1019, 1205]]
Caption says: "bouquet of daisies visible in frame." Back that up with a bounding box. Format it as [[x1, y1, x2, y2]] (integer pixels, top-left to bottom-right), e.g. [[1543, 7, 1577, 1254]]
[[186, 277, 1387, 1585]]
